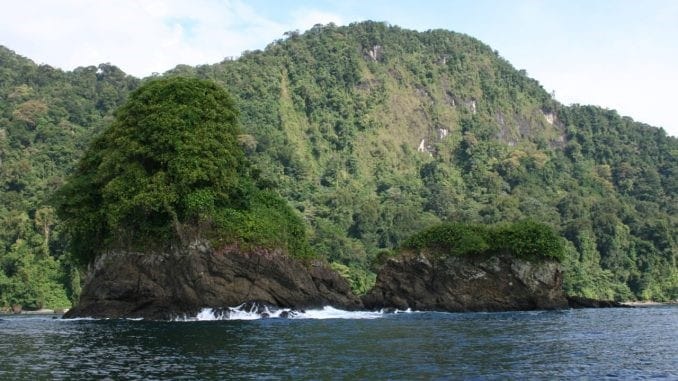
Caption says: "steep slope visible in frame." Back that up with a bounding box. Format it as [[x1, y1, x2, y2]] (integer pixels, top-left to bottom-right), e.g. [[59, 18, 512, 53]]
[[178, 22, 675, 300], [65, 244, 361, 320], [0, 46, 139, 308], [0, 22, 676, 308]]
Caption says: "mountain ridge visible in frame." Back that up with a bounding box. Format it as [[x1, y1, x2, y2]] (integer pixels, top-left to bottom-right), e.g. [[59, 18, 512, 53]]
[[0, 21, 675, 309]]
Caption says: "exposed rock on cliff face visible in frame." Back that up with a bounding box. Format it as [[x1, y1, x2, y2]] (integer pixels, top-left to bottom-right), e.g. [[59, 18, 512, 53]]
[[64, 243, 362, 320], [362, 253, 568, 312]]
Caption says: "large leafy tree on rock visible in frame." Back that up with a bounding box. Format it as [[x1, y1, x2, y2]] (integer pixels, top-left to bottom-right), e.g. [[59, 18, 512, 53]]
[[55, 77, 310, 264]]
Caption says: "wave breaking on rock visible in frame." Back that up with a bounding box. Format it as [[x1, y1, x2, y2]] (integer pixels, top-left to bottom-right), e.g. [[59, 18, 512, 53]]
[[174, 302, 408, 321]]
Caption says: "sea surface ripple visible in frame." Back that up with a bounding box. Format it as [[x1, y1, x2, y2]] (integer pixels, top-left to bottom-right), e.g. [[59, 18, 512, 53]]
[[0, 306, 676, 379]]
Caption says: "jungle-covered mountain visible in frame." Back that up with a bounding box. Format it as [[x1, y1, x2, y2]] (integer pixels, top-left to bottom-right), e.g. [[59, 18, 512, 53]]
[[0, 21, 675, 308]]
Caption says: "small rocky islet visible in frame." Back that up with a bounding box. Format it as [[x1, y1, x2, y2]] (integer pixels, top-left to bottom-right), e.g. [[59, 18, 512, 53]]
[[64, 242, 361, 320], [65, 239, 622, 320], [55, 75, 625, 320]]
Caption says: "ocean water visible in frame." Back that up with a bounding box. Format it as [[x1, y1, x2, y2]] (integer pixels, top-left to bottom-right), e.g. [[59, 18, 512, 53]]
[[0, 306, 676, 380]]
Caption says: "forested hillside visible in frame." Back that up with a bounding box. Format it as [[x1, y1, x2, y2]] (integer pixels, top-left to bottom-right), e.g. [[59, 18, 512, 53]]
[[0, 46, 139, 308], [1, 22, 675, 309]]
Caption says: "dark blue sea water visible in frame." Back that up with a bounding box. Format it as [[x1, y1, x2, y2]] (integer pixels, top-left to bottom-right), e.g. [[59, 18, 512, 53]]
[[0, 306, 676, 380]]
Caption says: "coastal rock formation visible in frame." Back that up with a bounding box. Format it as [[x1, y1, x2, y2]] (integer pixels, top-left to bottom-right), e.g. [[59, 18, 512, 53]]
[[566, 295, 626, 308], [362, 253, 568, 311], [64, 243, 362, 320]]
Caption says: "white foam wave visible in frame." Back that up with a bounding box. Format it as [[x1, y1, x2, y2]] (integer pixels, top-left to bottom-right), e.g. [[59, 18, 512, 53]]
[[178, 304, 414, 321], [293, 306, 384, 320], [52, 316, 97, 321], [194, 304, 287, 321], [59, 316, 144, 321]]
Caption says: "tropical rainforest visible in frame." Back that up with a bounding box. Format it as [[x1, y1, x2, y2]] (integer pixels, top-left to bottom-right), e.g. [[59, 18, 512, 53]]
[[54, 76, 312, 266], [0, 21, 675, 309]]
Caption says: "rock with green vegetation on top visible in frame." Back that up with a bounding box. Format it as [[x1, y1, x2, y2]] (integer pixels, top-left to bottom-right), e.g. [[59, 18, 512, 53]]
[[362, 221, 569, 311], [57, 77, 363, 318], [64, 243, 361, 320], [54, 77, 312, 264], [0, 21, 675, 307]]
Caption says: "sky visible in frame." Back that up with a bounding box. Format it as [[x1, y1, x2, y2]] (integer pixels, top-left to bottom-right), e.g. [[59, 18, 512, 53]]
[[1, 0, 677, 136]]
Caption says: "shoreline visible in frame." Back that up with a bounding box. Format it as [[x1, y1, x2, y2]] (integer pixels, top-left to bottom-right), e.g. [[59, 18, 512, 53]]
[[2, 302, 676, 320], [0, 308, 69, 316], [2, 300, 676, 317], [621, 301, 675, 307]]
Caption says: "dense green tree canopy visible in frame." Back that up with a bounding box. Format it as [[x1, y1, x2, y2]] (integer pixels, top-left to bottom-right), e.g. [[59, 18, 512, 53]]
[[54, 77, 310, 264], [402, 220, 566, 262], [0, 22, 676, 306]]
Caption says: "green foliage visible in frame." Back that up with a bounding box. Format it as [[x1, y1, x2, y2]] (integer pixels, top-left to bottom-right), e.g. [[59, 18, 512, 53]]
[[0, 239, 71, 309], [54, 77, 312, 264], [403, 223, 491, 257], [403, 220, 565, 262], [494, 220, 566, 261], [213, 190, 313, 258], [1, 22, 676, 304], [330, 262, 376, 295], [0, 49, 136, 308]]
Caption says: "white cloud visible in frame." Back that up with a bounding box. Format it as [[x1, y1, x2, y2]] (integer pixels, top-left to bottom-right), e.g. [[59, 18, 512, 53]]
[[0, 1, 675, 135], [0, 0, 342, 77], [290, 9, 344, 31]]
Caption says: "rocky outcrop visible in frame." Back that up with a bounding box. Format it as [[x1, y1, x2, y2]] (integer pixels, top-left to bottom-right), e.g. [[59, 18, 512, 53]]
[[64, 243, 362, 320], [362, 253, 568, 312], [566, 295, 627, 308]]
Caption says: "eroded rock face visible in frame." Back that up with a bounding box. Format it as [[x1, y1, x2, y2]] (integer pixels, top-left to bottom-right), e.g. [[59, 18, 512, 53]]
[[362, 253, 568, 312], [65, 244, 362, 320]]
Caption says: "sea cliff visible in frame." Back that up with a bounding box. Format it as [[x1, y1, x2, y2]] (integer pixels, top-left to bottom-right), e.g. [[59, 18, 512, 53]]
[[363, 253, 568, 311], [65, 244, 625, 319], [64, 242, 361, 320]]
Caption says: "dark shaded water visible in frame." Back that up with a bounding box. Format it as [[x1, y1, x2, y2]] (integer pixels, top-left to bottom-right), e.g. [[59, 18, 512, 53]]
[[1, 306, 676, 380]]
